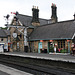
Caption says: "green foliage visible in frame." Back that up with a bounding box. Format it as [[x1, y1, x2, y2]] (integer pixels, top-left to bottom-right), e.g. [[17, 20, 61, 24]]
[[49, 46, 54, 52], [0, 27, 7, 29], [60, 49, 67, 53]]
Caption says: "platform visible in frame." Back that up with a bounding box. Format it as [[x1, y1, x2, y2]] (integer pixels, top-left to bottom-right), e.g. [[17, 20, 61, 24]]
[[0, 64, 33, 75], [1, 52, 75, 63]]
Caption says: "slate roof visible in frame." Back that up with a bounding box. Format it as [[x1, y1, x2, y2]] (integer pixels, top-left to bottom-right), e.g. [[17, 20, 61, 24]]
[[17, 14, 49, 26], [30, 20, 75, 40], [0, 29, 10, 38], [3, 30, 10, 36]]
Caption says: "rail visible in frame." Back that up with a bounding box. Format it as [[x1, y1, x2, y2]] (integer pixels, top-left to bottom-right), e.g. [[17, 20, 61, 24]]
[[0, 54, 75, 75]]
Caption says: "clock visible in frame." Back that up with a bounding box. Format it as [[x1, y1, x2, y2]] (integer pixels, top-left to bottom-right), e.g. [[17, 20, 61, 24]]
[[13, 33, 17, 38]]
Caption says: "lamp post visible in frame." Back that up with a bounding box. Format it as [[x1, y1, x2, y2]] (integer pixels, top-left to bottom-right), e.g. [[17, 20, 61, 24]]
[[4, 14, 10, 52]]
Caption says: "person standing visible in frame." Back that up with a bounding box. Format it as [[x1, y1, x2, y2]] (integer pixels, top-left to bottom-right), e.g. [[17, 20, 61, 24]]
[[72, 44, 75, 56], [54, 45, 56, 53]]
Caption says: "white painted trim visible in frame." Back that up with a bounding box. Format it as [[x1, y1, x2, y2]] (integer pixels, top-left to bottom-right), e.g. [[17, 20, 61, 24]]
[[18, 20, 23, 26], [72, 33, 75, 39], [0, 64, 33, 75], [0, 43, 5, 44]]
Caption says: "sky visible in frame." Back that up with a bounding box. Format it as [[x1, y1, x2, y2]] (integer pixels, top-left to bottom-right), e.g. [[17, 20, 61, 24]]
[[0, 0, 75, 27]]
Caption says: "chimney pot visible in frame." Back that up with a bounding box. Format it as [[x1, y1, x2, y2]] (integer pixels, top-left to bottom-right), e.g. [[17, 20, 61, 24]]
[[73, 13, 75, 20], [35, 6, 36, 9], [32, 6, 39, 24], [51, 3, 58, 23], [37, 6, 38, 9], [52, 3, 56, 7], [33, 5, 34, 8]]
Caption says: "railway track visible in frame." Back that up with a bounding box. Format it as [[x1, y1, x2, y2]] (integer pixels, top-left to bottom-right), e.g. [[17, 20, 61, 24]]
[[0, 54, 75, 75]]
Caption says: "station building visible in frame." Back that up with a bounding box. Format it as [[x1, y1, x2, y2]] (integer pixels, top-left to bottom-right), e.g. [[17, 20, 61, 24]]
[[0, 29, 10, 52], [8, 4, 75, 53]]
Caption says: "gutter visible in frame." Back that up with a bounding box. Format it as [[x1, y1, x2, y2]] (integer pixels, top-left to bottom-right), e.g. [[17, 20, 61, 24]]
[[28, 38, 72, 41]]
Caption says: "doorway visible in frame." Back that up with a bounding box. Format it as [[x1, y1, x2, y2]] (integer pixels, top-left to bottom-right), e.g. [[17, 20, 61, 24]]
[[38, 42, 42, 53], [48, 42, 54, 53]]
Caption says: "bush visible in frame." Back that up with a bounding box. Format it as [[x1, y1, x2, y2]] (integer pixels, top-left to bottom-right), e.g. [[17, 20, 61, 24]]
[[60, 49, 67, 53], [49, 46, 54, 52]]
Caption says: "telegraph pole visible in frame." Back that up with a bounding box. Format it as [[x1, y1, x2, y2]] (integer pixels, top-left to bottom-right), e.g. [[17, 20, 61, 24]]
[[23, 27, 28, 52], [4, 14, 10, 52], [4, 14, 10, 30]]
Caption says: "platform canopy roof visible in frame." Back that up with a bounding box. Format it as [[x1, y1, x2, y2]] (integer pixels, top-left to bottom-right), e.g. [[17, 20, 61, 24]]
[[30, 20, 75, 41]]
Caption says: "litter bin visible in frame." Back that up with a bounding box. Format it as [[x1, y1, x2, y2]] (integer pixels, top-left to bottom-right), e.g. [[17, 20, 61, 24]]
[[4, 49, 7, 52], [44, 49, 47, 53], [24, 46, 28, 52], [41, 49, 44, 53]]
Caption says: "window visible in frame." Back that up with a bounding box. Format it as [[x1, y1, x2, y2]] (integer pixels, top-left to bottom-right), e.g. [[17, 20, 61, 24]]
[[72, 37, 75, 44], [1, 38, 3, 41], [58, 41, 60, 48], [58, 40, 65, 48], [61, 41, 63, 48]]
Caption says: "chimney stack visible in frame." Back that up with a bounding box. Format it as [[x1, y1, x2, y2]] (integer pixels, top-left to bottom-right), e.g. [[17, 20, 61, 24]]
[[51, 3, 58, 23], [73, 13, 75, 20], [31, 6, 40, 26]]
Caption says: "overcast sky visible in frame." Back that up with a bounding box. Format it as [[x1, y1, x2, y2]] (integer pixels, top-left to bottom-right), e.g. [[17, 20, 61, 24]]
[[0, 0, 75, 27]]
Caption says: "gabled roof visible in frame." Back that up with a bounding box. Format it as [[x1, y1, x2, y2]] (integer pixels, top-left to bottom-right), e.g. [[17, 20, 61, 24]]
[[17, 14, 49, 26], [30, 20, 75, 40], [0, 29, 10, 38]]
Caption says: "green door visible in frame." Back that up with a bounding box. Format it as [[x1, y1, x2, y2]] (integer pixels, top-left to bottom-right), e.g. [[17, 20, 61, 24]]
[[48, 42, 54, 53]]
